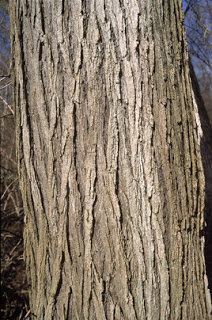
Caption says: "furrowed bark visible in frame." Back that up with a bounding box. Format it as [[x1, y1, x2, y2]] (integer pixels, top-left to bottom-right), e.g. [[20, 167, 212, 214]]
[[9, 0, 211, 319]]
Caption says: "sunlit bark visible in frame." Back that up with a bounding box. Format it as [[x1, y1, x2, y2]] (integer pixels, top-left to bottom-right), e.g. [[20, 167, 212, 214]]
[[10, 0, 211, 319]]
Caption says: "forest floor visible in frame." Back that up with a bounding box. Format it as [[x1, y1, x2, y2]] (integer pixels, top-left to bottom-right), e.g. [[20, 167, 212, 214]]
[[1, 111, 29, 320], [1, 197, 29, 320]]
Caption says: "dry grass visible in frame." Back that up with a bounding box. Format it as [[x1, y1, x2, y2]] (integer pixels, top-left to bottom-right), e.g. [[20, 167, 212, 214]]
[[0, 107, 29, 320]]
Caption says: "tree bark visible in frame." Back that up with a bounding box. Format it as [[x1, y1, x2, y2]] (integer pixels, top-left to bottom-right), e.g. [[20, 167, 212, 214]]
[[9, 0, 211, 319], [189, 59, 212, 296]]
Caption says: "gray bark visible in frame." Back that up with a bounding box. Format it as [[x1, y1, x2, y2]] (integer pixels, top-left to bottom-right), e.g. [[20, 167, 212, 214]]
[[9, 0, 211, 319], [189, 59, 212, 296]]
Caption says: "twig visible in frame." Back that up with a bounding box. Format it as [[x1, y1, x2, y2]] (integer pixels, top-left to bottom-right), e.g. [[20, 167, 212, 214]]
[[1, 177, 18, 200], [23, 310, 38, 319], [0, 94, 14, 115], [0, 81, 11, 90], [23, 310, 31, 319], [9, 238, 22, 257], [184, 0, 194, 16], [0, 113, 13, 118], [10, 191, 22, 216]]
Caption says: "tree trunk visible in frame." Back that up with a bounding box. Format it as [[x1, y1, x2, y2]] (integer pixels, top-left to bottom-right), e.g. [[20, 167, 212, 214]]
[[9, 0, 211, 319], [189, 59, 212, 297]]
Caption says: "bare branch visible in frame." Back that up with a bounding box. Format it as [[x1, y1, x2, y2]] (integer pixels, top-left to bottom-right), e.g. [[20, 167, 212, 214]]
[[184, 0, 195, 17], [0, 93, 14, 114], [0, 0, 9, 13], [0, 74, 10, 78]]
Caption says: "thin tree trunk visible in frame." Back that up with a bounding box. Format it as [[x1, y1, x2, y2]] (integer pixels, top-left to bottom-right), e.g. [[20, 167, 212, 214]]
[[9, 0, 211, 319]]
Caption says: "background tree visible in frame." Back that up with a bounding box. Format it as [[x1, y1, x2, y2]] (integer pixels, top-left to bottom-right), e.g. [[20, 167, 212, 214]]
[[6, 0, 212, 319], [182, 0, 212, 294], [183, 0, 212, 123]]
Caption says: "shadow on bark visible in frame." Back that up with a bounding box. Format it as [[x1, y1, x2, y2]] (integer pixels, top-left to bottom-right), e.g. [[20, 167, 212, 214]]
[[190, 60, 212, 297]]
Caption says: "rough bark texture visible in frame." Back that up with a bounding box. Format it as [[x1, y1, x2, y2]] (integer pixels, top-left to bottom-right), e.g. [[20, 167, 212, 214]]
[[10, 0, 211, 319], [189, 60, 212, 296]]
